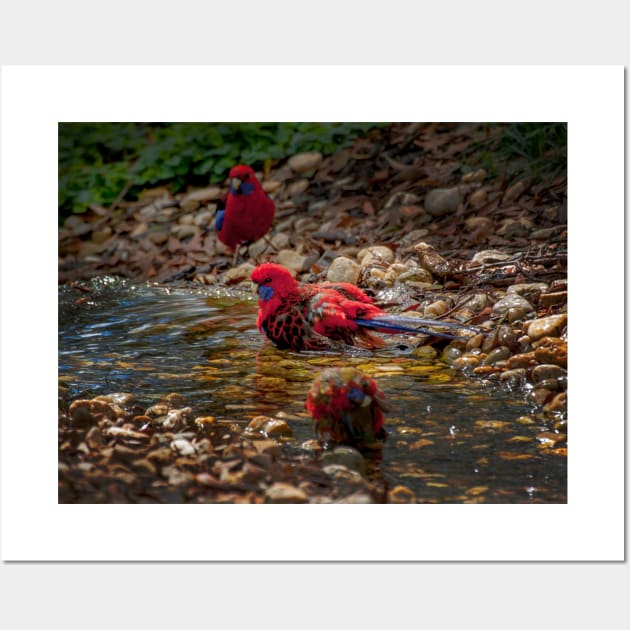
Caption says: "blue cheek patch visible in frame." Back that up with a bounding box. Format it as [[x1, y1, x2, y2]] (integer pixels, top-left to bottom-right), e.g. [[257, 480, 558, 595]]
[[230, 181, 255, 195], [258, 285, 275, 301], [347, 387, 366, 405]]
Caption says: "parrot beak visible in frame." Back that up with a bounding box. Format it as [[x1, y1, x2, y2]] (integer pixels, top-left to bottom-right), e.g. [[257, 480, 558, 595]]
[[230, 176, 242, 192]]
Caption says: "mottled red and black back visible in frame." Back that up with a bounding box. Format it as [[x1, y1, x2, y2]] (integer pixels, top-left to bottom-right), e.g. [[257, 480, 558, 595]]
[[315, 282, 375, 305], [259, 285, 385, 351]]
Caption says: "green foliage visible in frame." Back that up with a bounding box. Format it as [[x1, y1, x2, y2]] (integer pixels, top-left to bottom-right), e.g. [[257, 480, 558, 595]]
[[465, 122, 567, 182], [59, 122, 382, 218]]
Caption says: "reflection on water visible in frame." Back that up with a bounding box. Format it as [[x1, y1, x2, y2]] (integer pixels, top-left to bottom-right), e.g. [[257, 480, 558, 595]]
[[59, 277, 567, 503]]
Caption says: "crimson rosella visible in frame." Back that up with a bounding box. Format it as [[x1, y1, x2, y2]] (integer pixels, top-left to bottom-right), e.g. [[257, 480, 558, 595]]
[[215, 164, 275, 265], [306, 367, 387, 446], [250, 262, 479, 352]]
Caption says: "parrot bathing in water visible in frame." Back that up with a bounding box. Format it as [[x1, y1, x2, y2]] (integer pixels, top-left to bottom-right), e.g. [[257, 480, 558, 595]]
[[250, 262, 479, 352], [306, 367, 387, 446], [215, 165, 275, 265]]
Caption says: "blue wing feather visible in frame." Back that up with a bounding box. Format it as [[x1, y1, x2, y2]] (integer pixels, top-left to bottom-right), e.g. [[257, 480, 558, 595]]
[[354, 316, 480, 341], [215, 209, 225, 232]]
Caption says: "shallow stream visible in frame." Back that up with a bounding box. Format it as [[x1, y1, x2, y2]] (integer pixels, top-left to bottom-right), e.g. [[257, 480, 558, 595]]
[[59, 277, 567, 503]]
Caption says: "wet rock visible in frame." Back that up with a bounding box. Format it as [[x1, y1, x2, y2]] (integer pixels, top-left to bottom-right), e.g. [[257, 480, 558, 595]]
[[103, 426, 149, 440], [321, 447, 366, 476], [287, 151, 323, 174], [146, 447, 173, 464], [388, 485, 416, 503], [471, 365, 502, 378], [543, 392, 567, 414], [397, 267, 433, 285], [452, 355, 481, 369], [159, 407, 193, 431], [276, 249, 309, 273], [262, 419, 292, 438], [539, 290, 568, 307], [507, 282, 548, 304], [483, 346, 512, 365], [529, 388, 553, 406], [423, 300, 448, 317], [527, 314, 567, 341], [532, 364, 567, 383], [414, 242, 451, 275], [357, 245, 395, 268], [94, 392, 135, 407], [496, 325, 520, 352], [493, 294, 535, 315], [507, 307, 528, 323], [171, 438, 196, 457], [162, 465, 194, 486], [533, 338, 567, 368], [322, 464, 365, 485], [534, 378, 559, 392], [300, 439, 324, 453], [326, 256, 360, 284], [164, 393, 186, 408], [224, 262, 256, 285], [146, 403, 169, 418], [265, 482, 308, 503], [336, 492, 374, 504], [424, 187, 461, 217], [500, 368, 527, 387], [506, 351, 538, 370], [441, 346, 462, 364], [412, 345, 438, 360], [466, 333, 485, 351], [251, 440, 282, 458], [69, 399, 117, 426]]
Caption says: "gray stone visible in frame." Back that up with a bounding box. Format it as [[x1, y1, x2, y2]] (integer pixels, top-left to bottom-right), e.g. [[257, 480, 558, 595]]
[[424, 187, 461, 216], [326, 256, 360, 284]]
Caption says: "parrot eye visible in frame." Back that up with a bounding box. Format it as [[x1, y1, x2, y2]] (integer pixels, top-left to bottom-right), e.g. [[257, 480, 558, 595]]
[[263, 277, 272, 283], [243, 173, 250, 180]]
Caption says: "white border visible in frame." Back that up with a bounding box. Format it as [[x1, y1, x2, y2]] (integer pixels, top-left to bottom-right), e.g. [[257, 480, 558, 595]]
[[0, 66, 624, 561]]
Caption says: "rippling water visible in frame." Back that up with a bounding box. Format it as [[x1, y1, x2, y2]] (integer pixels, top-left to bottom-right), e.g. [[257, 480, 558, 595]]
[[59, 277, 567, 503]]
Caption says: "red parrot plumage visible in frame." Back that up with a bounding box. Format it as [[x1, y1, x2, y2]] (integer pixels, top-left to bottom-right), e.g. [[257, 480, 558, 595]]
[[250, 262, 479, 352], [306, 367, 387, 446], [215, 164, 275, 257]]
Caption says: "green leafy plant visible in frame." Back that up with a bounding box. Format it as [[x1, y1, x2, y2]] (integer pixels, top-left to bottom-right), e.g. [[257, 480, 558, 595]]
[[59, 122, 383, 219], [463, 122, 567, 182]]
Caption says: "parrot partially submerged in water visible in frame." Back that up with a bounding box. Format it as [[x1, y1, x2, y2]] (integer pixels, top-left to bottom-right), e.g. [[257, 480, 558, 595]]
[[250, 262, 480, 352], [306, 367, 387, 446], [216, 164, 275, 265]]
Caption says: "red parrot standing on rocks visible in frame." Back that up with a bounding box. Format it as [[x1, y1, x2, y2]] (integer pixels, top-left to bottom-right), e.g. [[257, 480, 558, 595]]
[[250, 262, 479, 352], [306, 367, 387, 446], [215, 165, 275, 265]]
